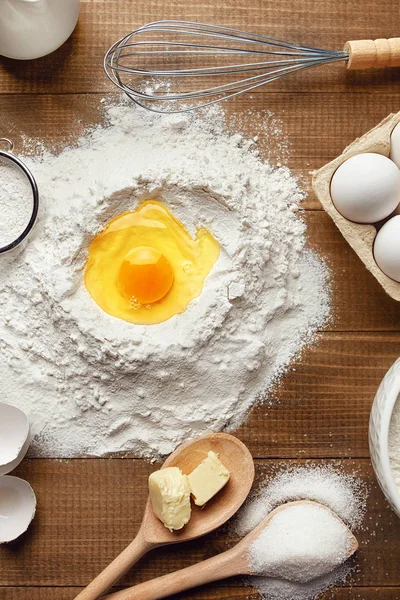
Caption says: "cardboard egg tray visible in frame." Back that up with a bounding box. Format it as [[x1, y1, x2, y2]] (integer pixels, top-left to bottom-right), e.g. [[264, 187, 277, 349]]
[[312, 111, 400, 302]]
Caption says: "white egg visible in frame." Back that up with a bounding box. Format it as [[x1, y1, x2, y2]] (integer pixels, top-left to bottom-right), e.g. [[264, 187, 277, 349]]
[[374, 215, 400, 282], [0, 402, 30, 476], [390, 122, 400, 169], [330, 153, 400, 223], [0, 476, 36, 543]]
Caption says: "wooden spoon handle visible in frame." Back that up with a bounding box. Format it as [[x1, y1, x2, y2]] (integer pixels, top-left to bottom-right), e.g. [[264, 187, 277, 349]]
[[345, 38, 400, 69], [74, 529, 154, 600], [102, 547, 245, 600]]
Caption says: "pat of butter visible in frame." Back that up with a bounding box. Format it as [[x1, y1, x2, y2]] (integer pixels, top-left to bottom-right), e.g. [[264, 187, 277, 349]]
[[188, 451, 230, 506], [149, 467, 191, 531]]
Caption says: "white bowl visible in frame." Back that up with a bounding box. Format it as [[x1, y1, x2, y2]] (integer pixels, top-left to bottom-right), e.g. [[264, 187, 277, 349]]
[[369, 357, 400, 518], [0, 403, 30, 476], [0, 476, 36, 543]]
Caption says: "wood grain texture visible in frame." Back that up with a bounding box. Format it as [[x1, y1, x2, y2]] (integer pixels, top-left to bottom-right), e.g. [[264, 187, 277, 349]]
[[0, 0, 399, 95], [19, 330, 400, 460], [1, 458, 399, 591], [74, 434, 254, 600], [238, 332, 400, 458], [3, 588, 400, 600], [100, 501, 358, 600], [1, 0, 400, 598], [2, 92, 400, 173]]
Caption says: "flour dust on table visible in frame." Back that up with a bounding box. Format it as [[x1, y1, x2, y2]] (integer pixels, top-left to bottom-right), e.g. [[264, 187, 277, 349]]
[[0, 98, 330, 458]]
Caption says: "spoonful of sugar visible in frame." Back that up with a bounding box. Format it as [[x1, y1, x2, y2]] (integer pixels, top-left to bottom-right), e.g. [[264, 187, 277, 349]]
[[102, 500, 358, 600]]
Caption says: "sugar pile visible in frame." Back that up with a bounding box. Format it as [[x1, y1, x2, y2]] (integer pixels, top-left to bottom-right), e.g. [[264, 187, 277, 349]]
[[248, 503, 353, 583], [0, 98, 330, 458], [236, 465, 367, 537], [389, 394, 400, 488], [235, 465, 367, 599], [0, 157, 34, 247]]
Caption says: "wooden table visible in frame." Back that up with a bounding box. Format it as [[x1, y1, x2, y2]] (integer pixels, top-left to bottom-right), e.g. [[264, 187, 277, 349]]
[[1, 1, 400, 598]]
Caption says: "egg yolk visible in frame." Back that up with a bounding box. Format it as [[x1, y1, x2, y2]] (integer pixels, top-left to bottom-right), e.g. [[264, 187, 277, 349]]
[[118, 246, 174, 304], [84, 200, 220, 325]]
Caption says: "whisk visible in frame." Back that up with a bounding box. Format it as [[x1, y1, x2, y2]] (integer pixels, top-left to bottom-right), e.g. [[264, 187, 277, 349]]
[[104, 20, 400, 113]]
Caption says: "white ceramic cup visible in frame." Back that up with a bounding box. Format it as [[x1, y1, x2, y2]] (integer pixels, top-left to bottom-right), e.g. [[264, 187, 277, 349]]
[[0, 0, 80, 60]]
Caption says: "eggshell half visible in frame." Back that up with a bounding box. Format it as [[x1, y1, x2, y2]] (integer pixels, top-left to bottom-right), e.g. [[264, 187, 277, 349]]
[[0, 476, 36, 543], [0, 403, 30, 475], [374, 215, 400, 282]]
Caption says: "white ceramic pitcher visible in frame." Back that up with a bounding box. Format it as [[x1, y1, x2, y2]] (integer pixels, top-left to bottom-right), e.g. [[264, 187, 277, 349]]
[[0, 0, 80, 60]]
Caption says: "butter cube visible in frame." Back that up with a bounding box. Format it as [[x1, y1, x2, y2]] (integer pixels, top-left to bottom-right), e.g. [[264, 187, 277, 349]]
[[188, 451, 230, 506], [149, 467, 191, 531]]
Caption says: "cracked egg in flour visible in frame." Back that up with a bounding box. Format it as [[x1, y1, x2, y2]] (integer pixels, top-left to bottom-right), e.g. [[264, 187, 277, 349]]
[[84, 200, 220, 324]]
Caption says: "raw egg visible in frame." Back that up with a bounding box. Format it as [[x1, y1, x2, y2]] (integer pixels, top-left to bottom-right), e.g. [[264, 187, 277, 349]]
[[390, 122, 400, 169], [84, 200, 220, 324], [330, 153, 400, 223], [374, 215, 400, 282]]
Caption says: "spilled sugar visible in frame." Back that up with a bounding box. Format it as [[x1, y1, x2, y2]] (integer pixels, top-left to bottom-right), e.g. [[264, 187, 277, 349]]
[[236, 465, 367, 537], [234, 465, 367, 600]]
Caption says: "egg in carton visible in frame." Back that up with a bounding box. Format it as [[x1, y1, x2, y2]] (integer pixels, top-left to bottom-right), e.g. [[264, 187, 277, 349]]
[[312, 111, 400, 302]]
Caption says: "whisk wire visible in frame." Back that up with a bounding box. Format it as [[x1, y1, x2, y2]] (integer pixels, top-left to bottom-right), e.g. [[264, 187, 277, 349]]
[[104, 20, 349, 113]]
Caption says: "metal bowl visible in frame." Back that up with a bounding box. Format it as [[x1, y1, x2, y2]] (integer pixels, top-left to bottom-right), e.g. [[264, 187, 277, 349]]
[[369, 357, 400, 518], [0, 138, 39, 255]]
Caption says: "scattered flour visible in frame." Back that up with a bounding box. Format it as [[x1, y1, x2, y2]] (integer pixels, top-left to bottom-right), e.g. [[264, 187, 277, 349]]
[[0, 157, 34, 248], [235, 465, 367, 600], [0, 98, 330, 458], [247, 503, 352, 583]]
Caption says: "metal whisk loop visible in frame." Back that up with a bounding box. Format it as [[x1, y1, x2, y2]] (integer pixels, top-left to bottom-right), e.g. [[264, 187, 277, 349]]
[[104, 20, 349, 113]]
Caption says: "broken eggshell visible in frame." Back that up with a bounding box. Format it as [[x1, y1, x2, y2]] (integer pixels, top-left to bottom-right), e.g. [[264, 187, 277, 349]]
[[0, 402, 30, 476], [0, 476, 36, 543]]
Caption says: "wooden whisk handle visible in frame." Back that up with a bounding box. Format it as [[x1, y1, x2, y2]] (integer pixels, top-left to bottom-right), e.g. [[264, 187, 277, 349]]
[[345, 38, 400, 69]]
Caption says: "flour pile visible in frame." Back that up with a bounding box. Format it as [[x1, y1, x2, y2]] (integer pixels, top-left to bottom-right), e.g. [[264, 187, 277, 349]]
[[0, 99, 330, 458]]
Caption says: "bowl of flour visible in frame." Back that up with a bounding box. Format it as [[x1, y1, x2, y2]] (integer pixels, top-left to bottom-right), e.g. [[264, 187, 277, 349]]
[[370, 357, 400, 518]]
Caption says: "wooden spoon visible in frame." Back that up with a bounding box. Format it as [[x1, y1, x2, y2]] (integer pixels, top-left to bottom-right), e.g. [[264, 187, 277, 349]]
[[74, 432, 254, 600], [101, 500, 358, 600]]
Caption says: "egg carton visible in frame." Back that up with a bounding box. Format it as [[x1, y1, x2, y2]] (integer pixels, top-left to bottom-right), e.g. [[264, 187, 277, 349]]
[[312, 111, 400, 302]]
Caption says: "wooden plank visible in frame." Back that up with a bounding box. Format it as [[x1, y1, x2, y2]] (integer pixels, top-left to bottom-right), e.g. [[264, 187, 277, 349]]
[[1, 588, 400, 600], [304, 212, 400, 332], [1, 92, 399, 214], [1, 459, 399, 591], [1, 0, 400, 596], [240, 331, 399, 458], [0, 0, 399, 95], [9, 331, 400, 460], [1, 92, 399, 166], [1, 588, 256, 600]]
